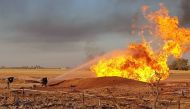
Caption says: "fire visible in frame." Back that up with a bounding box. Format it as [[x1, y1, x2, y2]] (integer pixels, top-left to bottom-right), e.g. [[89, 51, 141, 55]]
[[90, 4, 190, 82], [91, 41, 169, 82], [144, 3, 190, 57]]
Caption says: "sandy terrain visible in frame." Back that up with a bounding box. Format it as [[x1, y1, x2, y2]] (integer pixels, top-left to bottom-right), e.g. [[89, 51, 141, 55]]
[[0, 69, 190, 108], [163, 70, 190, 82], [0, 69, 190, 91], [49, 77, 146, 90]]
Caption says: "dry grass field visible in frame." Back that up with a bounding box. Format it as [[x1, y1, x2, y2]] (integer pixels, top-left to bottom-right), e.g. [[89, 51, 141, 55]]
[[0, 69, 190, 108], [0, 68, 65, 79], [0, 69, 65, 90], [164, 70, 190, 82]]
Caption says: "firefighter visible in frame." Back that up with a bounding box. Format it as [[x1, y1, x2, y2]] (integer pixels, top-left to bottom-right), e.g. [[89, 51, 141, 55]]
[[7, 77, 14, 89], [41, 77, 48, 87]]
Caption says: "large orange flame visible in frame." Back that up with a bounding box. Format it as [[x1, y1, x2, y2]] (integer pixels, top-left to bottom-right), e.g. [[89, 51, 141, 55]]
[[90, 4, 190, 82], [144, 3, 190, 58]]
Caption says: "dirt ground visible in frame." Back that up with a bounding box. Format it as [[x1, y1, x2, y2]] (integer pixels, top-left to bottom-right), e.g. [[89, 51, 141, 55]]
[[0, 69, 190, 109]]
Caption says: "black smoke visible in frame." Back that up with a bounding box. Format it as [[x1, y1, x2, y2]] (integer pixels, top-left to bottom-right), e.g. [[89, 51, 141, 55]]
[[181, 0, 190, 25]]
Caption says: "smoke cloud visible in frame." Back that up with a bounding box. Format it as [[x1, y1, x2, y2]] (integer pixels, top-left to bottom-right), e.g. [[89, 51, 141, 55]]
[[0, 0, 186, 67], [181, 0, 190, 25]]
